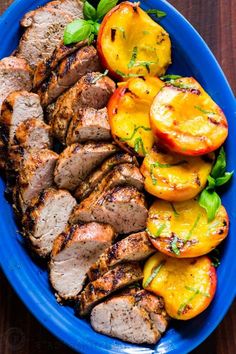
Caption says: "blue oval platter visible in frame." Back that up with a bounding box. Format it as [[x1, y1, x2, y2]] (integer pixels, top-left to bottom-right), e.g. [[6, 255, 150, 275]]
[[0, 0, 235, 353]]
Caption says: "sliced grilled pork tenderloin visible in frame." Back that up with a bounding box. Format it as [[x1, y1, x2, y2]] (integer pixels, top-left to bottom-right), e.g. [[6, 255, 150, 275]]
[[33, 41, 87, 88], [21, 0, 83, 28], [54, 142, 118, 191], [74, 152, 138, 201], [0, 57, 32, 111], [17, 149, 58, 212], [44, 0, 83, 16], [78, 262, 143, 316], [88, 232, 155, 281], [38, 46, 101, 106], [7, 119, 52, 187], [14, 118, 52, 149], [0, 91, 43, 147], [16, 9, 73, 69], [91, 290, 169, 344], [66, 107, 111, 145], [50, 222, 115, 300], [22, 188, 76, 257], [70, 186, 148, 234], [52, 72, 116, 143]]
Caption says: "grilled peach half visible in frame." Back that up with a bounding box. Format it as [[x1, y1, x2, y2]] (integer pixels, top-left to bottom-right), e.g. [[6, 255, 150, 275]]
[[150, 77, 228, 156], [140, 147, 214, 201], [108, 77, 163, 157], [143, 252, 217, 320], [97, 1, 171, 80], [147, 199, 229, 258]]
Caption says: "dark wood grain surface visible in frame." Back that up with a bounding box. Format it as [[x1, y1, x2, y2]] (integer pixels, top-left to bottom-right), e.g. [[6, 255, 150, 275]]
[[0, 0, 235, 353]]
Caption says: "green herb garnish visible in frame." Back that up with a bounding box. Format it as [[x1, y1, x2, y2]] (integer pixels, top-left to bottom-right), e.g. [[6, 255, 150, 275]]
[[91, 69, 109, 84], [134, 137, 146, 156], [170, 203, 179, 216], [160, 74, 182, 81], [115, 70, 140, 78], [128, 47, 138, 69], [171, 236, 180, 255], [121, 125, 151, 142], [148, 224, 166, 238], [178, 286, 210, 316], [184, 214, 201, 243], [64, 0, 119, 45], [194, 105, 217, 115], [146, 9, 167, 18], [199, 147, 233, 222], [143, 261, 165, 288], [151, 160, 187, 169]]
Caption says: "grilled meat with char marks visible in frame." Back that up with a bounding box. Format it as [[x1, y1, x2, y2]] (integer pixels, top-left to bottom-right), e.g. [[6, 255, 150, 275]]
[[37, 46, 101, 106], [51, 72, 115, 143], [54, 142, 118, 191], [22, 188, 76, 257], [78, 262, 143, 316], [91, 289, 169, 344], [50, 222, 115, 300]]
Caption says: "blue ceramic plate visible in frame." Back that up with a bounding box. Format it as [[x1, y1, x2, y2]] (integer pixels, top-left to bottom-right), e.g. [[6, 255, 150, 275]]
[[0, 1, 235, 353]]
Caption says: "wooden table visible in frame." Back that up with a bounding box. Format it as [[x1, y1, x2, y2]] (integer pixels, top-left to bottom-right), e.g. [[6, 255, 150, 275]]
[[0, 1, 235, 353]]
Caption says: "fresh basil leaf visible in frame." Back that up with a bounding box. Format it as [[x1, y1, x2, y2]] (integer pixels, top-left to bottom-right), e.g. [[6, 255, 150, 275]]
[[160, 74, 182, 81], [146, 9, 166, 18], [93, 22, 100, 35], [207, 175, 216, 190], [199, 189, 221, 222], [97, 0, 119, 20], [64, 19, 93, 45], [83, 1, 97, 21], [211, 147, 226, 178], [215, 171, 233, 187]]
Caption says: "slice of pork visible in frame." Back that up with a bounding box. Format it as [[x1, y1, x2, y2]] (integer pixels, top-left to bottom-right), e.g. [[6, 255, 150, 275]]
[[33, 41, 87, 88], [50, 222, 115, 300], [22, 188, 77, 257], [52, 72, 116, 143], [0, 91, 43, 146], [38, 46, 101, 106], [74, 152, 138, 201], [18, 149, 58, 212], [14, 118, 52, 150], [0, 57, 32, 111], [74, 162, 144, 203], [16, 8, 73, 69], [70, 182, 148, 234], [21, 0, 83, 28], [91, 290, 169, 344], [66, 107, 111, 145], [78, 262, 143, 316], [54, 142, 118, 191], [88, 232, 155, 281], [6, 120, 52, 189]]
